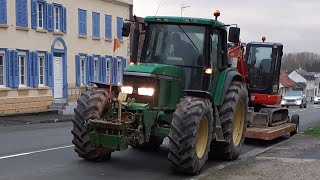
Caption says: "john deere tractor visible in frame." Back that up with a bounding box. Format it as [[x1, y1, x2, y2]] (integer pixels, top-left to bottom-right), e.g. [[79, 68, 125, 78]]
[[71, 13, 248, 175]]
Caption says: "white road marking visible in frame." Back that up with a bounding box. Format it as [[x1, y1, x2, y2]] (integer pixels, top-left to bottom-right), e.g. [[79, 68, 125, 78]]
[[0, 145, 74, 160]]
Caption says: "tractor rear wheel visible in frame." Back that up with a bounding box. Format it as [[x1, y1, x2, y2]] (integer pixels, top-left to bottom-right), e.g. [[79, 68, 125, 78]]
[[71, 89, 112, 161], [168, 96, 213, 175], [209, 81, 248, 160]]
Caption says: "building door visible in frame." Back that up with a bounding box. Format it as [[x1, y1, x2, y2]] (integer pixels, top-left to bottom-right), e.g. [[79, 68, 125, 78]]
[[53, 56, 63, 99]]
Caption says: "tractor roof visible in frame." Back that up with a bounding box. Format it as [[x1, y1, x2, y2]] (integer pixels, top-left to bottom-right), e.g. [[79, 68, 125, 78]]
[[248, 42, 283, 47], [144, 16, 226, 28]]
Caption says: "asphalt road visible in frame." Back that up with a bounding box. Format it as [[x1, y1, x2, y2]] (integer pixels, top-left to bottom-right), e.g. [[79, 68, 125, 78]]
[[0, 104, 319, 180]]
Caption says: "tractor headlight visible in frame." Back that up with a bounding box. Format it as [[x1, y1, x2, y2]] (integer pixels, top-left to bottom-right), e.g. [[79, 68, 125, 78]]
[[121, 86, 133, 94], [138, 88, 154, 96]]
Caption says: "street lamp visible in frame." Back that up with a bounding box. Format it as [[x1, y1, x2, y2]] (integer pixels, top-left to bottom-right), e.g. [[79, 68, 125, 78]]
[[181, 5, 190, 17]]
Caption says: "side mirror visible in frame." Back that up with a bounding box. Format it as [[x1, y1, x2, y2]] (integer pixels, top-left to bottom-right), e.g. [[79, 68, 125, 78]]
[[228, 27, 240, 43], [122, 22, 131, 37]]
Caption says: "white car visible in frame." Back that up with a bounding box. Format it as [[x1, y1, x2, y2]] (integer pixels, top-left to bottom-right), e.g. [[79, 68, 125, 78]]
[[314, 94, 320, 104]]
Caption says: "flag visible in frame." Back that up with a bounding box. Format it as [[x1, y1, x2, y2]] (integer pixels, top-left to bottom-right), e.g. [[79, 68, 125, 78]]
[[113, 38, 122, 52]]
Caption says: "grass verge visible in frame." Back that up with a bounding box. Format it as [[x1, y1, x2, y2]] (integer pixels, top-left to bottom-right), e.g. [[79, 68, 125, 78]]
[[304, 125, 320, 136]]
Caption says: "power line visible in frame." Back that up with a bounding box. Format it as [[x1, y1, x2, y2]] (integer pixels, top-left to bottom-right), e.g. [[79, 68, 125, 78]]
[[155, 0, 163, 16]]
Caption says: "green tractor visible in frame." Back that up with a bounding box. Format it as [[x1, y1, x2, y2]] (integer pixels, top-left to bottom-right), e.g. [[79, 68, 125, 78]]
[[71, 13, 248, 175]]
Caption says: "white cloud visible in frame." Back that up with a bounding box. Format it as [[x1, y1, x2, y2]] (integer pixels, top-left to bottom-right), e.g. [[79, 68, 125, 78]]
[[133, 0, 320, 53]]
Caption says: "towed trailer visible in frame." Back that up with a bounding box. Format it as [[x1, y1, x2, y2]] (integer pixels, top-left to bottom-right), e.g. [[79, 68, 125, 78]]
[[245, 108, 299, 140]]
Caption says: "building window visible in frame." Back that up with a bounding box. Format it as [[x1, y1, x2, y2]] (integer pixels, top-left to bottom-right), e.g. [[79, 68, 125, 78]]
[[78, 9, 87, 36], [54, 6, 60, 31], [0, 53, 5, 86], [39, 56, 45, 85], [37, 3, 44, 28], [0, 0, 7, 25], [94, 57, 98, 81], [19, 55, 26, 86], [92, 12, 100, 38], [80, 57, 86, 85]]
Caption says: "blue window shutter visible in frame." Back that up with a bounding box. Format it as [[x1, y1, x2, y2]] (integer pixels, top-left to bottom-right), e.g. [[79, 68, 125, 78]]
[[117, 17, 123, 40], [0, 0, 7, 24], [78, 10, 81, 35], [45, 53, 53, 87], [85, 56, 90, 85], [8, 50, 13, 88], [60, 7, 63, 32], [102, 57, 106, 82], [75, 55, 80, 87], [16, 0, 28, 27], [27, 52, 32, 87], [78, 9, 87, 36], [121, 58, 127, 71], [92, 12, 100, 38], [45, 53, 49, 86], [89, 56, 94, 86], [5, 50, 10, 87], [43, 3, 47, 30], [47, 4, 53, 32], [48, 53, 53, 87], [31, 0, 37, 29], [105, 15, 112, 39], [113, 57, 118, 85], [12, 50, 19, 88], [98, 56, 102, 82], [62, 7, 66, 33], [33, 52, 39, 87]]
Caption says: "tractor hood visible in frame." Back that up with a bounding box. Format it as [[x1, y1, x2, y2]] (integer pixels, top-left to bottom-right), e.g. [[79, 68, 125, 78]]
[[124, 63, 183, 78]]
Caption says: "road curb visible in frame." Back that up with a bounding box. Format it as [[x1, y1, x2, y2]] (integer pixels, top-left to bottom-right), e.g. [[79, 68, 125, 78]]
[[188, 136, 295, 180]]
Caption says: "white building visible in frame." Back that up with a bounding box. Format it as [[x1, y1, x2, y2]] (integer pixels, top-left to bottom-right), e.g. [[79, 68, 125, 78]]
[[0, 0, 133, 115], [289, 69, 315, 99]]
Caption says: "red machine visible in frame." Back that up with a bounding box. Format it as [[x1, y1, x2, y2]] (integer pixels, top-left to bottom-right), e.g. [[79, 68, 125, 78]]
[[228, 37, 300, 140]]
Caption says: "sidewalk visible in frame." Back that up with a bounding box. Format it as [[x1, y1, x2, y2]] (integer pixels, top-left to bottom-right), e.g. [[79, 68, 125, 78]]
[[0, 111, 73, 126], [202, 134, 320, 180]]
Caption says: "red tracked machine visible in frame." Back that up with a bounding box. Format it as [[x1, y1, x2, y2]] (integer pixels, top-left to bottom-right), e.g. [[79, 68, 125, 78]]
[[228, 37, 299, 140]]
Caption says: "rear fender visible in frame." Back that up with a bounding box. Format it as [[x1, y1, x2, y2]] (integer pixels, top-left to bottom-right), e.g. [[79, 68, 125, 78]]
[[214, 69, 243, 106], [183, 90, 214, 104]]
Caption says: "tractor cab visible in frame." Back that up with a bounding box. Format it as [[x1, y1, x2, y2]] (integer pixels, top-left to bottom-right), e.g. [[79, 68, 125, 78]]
[[245, 38, 283, 96], [122, 16, 241, 92]]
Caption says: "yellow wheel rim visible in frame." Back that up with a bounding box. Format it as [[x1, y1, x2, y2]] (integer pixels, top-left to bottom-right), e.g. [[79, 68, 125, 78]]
[[196, 117, 209, 159], [233, 102, 244, 146]]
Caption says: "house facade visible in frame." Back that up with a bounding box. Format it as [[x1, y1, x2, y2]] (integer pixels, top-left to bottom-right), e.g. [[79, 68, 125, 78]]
[[279, 72, 295, 96], [0, 0, 133, 115], [288, 69, 315, 99]]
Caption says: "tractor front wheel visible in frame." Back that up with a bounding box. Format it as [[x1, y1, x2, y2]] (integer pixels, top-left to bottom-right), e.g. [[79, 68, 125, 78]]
[[209, 81, 248, 160], [71, 89, 112, 161], [168, 96, 213, 175]]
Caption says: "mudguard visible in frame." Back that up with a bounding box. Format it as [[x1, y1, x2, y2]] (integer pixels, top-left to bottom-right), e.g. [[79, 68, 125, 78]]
[[183, 90, 214, 103], [214, 69, 243, 106]]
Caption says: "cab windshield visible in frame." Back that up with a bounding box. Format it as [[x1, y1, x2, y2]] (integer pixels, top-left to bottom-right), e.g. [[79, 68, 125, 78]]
[[142, 24, 206, 67], [247, 46, 273, 89]]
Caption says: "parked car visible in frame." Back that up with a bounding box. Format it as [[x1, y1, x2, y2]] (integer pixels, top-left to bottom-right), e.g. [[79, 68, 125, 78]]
[[314, 94, 320, 104], [281, 91, 307, 108]]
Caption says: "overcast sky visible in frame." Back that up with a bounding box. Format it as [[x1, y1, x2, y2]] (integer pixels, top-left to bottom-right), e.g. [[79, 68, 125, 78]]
[[133, 0, 320, 54]]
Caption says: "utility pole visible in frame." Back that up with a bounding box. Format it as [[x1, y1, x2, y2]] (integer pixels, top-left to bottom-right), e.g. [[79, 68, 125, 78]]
[[180, 5, 190, 17]]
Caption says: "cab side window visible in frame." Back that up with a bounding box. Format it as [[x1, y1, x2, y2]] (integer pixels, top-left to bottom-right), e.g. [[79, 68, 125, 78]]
[[210, 31, 219, 68]]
